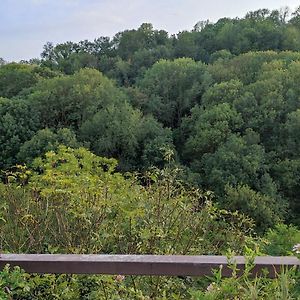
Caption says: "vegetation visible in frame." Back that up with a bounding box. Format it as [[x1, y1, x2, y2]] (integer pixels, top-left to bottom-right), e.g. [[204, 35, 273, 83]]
[[1, 6, 300, 299]]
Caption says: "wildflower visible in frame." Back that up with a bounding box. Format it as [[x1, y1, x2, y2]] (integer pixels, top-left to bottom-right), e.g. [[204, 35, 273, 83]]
[[206, 282, 216, 292], [115, 275, 125, 282], [292, 244, 300, 254]]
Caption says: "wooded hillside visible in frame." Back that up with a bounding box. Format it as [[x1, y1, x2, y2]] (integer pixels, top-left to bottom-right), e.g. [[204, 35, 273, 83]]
[[0, 8, 300, 299]]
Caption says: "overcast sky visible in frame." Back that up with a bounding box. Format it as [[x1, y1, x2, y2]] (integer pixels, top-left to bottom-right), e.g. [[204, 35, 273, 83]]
[[1, 0, 299, 62]]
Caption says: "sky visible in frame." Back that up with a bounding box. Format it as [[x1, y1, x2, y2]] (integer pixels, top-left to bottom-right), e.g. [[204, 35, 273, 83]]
[[1, 0, 300, 62]]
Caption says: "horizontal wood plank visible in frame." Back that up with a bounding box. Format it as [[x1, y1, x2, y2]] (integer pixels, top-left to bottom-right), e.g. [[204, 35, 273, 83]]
[[0, 254, 299, 277]]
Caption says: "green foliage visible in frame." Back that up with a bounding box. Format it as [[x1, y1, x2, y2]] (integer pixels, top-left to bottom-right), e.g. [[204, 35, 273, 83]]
[[0, 146, 255, 255], [0, 98, 40, 169], [79, 104, 175, 170], [263, 224, 300, 256], [0, 63, 57, 98], [190, 255, 300, 299], [27, 68, 127, 129], [0, 58, 6, 66], [2, 22, 300, 224], [138, 58, 211, 127], [284, 109, 300, 156], [2, 8, 300, 298], [41, 41, 99, 74], [17, 128, 80, 165], [181, 103, 243, 160], [2, 29, 300, 224], [79, 102, 141, 169], [272, 159, 300, 224], [115, 23, 170, 61], [174, 31, 198, 59], [0, 147, 267, 299], [136, 116, 175, 169], [209, 49, 234, 63], [0, 265, 30, 299], [196, 134, 267, 193], [201, 80, 243, 107], [223, 185, 283, 232]]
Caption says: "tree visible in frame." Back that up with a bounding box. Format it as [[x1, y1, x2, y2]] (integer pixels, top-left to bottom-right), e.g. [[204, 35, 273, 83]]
[[17, 128, 80, 165], [115, 23, 169, 60], [199, 134, 269, 195], [136, 116, 175, 169], [79, 106, 175, 170], [224, 184, 282, 232], [181, 103, 243, 162], [289, 6, 300, 27], [79, 102, 141, 170], [209, 49, 234, 63], [0, 58, 6, 66], [174, 31, 198, 58], [138, 58, 211, 127], [263, 224, 300, 255], [272, 159, 300, 223], [0, 63, 57, 98], [0, 98, 40, 169], [41, 41, 99, 74], [27, 68, 127, 129], [283, 109, 300, 157], [201, 80, 243, 107]]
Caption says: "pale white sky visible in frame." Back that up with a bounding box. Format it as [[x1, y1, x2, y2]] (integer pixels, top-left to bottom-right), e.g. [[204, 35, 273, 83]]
[[0, 0, 299, 61]]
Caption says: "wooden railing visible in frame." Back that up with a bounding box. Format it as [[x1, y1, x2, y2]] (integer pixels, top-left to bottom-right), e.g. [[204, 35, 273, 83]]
[[0, 254, 299, 278]]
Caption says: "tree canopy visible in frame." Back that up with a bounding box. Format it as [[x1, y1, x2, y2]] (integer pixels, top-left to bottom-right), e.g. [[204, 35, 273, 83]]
[[2, 6, 300, 232]]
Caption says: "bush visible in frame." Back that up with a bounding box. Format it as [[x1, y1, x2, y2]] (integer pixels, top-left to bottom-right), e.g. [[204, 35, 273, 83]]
[[263, 224, 300, 256]]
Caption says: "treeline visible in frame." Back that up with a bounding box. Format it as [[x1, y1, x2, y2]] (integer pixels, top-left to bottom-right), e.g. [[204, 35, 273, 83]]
[[1, 7, 300, 230], [26, 7, 300, 83]]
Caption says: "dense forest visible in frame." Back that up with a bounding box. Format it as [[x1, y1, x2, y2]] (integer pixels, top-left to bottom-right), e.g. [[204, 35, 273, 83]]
[[0, 7, 300, 299]]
